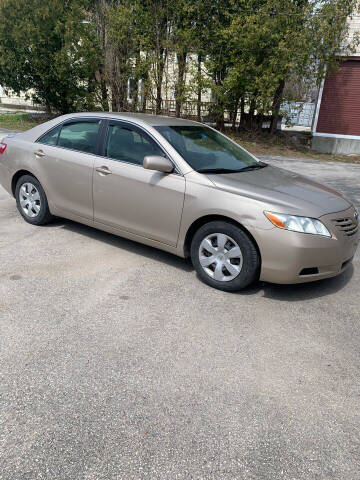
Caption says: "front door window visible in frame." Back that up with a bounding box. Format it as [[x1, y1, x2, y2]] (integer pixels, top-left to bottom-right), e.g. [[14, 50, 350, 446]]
[[105, 124, 164, 165]]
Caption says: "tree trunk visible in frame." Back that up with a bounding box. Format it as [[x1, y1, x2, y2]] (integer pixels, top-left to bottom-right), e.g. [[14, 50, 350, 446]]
[[140, 53, 149, 113], [197, 54, 202, 121], [112, 50, 129, 112], [142, 79, 148, 112], [231, 97, 239, 130], [245, 99, 256, 130], [131, 82, 138, 112], [100, 78, 108, 111], [216, 111, 225, 131], [155, 83, 162, 114], [175, 51, 187, 118], [215, 68, 226, 131], [111, 85, 117, 111], [130, 53, 141, 112], [155, 47, 166, 115], [256, 113, 264, 132], [270, 80, 285, 134], [238, 96, 245, 130], [95, 0, 109, 111]]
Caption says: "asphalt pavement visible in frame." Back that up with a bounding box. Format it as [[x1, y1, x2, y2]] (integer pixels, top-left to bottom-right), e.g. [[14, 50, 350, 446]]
[[1, 154, 360, 479]]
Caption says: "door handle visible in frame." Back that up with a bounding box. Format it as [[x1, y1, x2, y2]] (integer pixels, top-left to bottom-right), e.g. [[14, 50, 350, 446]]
[[34, 149, 46, 157], [96, 166, 112, 176]]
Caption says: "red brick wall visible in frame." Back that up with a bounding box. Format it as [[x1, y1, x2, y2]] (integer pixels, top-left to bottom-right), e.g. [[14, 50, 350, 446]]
[[316, 58, 360, 136]]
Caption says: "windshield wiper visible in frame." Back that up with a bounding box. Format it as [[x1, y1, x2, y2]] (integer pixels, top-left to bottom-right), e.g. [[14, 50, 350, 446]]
[[238, 163, 267, 172], [197, 163, 267, 174], [197, 168, 243, 174]]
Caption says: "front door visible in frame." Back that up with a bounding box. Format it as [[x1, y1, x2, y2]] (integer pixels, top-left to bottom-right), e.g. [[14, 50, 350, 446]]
[[93, 121, 185, 246]]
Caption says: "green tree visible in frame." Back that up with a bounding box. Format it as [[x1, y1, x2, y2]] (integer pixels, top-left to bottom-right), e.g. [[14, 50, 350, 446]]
[[226, 0, 359, 133], [139, 0, 175, 114], [171, 0, 197, 117], [0, 0, 101, 113], [105, 1, 139, 111], [200, 0, 235, 129], [0, 0, 357, 122]]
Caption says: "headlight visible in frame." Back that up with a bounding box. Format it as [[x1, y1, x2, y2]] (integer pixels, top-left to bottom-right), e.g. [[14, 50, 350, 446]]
[[264, 211, 331, 237]]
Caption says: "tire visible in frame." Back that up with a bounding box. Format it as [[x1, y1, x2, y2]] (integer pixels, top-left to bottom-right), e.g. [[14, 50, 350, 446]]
[[15, 174, 54, 226], [190, 221, 260, 292]]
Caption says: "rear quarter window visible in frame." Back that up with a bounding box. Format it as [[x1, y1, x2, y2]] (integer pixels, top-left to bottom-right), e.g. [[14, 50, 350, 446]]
[[37, 125, 61, 146]]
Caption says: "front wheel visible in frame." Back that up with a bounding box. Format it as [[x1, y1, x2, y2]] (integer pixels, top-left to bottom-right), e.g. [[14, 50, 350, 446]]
[[15, 175, 54, 225], [191, 221, 260, 292]]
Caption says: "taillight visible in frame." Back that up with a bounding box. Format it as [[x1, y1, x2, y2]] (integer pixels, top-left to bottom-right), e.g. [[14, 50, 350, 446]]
[[0, 142, 7, 154]]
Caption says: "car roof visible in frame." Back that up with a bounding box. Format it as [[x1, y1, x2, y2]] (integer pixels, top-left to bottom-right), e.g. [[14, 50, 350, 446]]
[[16, 111, 205, 146], [58, 112, 202, 127]]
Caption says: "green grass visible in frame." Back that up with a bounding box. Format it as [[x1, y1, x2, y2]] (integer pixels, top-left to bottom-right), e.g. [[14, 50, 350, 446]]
[[0, 113, 43, 131]]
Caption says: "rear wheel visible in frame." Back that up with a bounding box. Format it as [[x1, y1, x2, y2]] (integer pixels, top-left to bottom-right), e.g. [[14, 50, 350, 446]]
[[15, 175, 53, 225], [191, 221, 260, 292]]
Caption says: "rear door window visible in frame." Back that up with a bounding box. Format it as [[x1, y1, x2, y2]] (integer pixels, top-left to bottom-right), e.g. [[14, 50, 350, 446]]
[[57, 121, 101, 154]]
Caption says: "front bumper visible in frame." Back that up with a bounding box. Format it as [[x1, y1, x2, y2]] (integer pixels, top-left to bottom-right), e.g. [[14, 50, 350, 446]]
[[250, 205, 359, 284]]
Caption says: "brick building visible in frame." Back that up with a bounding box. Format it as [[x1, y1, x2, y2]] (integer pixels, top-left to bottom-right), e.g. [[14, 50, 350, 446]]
[[312, 15, 360, 154]]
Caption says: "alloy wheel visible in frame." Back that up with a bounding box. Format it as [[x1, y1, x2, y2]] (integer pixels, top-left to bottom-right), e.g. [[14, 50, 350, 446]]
[[19, 182, 41, 218], [198, 233, 243, 282]]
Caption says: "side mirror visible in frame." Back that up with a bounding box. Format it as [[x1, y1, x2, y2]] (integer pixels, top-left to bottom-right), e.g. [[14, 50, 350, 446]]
[[143, 155, 174, 173]]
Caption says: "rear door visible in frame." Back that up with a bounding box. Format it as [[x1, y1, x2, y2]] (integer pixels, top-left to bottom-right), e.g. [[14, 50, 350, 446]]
[[35, 118, 102, 219], [93, 120, 185, 246]]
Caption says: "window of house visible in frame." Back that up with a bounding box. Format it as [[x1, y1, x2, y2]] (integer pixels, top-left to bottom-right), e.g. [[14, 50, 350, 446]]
[[128, 78, 138, 102]]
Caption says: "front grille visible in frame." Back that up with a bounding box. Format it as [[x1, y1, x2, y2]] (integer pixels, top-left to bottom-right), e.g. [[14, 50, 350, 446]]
[[332, 217, 358, 237]]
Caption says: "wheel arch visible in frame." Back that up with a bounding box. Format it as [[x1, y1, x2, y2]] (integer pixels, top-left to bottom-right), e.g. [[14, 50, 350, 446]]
[[183, 214, 262, 264], [11, 170, 39, 197]]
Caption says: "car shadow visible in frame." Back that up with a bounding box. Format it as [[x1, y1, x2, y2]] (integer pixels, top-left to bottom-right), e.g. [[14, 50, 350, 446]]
[[51, 218, 193, 272], [194, 263, 354, 300], [48, 218, 355, 299], [260, 264, 354, 301]]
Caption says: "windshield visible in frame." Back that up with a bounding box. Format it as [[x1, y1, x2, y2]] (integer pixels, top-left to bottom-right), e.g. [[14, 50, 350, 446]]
[[154, 125, 264, 173]]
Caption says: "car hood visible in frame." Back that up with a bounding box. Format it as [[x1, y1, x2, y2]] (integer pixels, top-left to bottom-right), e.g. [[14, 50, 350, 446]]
[[206, 165, 351, 217]]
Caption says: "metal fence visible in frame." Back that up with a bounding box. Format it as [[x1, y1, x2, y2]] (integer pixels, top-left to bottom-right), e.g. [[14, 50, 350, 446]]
[[151, 99, 316, 128], [0, 92, 317, 129], [146, 99, 215, 120]]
